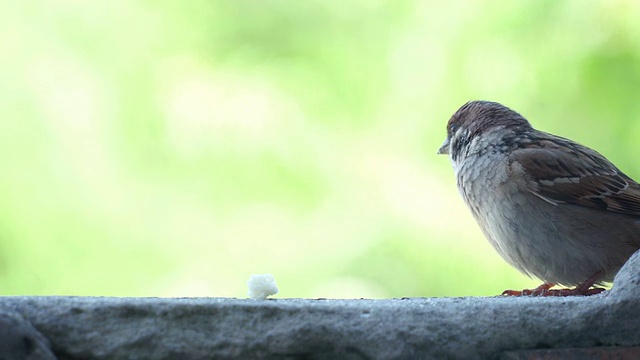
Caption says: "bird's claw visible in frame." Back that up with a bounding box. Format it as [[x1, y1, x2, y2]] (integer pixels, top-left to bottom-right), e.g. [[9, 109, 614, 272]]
[[502, 286, 605, 297]]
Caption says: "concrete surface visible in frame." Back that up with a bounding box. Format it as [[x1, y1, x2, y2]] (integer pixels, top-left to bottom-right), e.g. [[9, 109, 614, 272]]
[[2, 250, 640, 360]]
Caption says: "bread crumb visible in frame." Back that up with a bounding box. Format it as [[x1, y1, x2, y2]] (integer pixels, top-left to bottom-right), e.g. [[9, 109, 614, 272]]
[[247, 274, 278, 300]]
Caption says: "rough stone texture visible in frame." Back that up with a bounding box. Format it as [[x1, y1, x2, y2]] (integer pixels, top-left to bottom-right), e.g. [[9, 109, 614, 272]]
[[500, 347, 640, 360], [0, 311, 56, 360], [2, 250, 640, 360]]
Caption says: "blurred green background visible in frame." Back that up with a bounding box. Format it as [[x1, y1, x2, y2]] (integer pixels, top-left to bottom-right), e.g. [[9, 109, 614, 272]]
[[1, 0, 640, 298]]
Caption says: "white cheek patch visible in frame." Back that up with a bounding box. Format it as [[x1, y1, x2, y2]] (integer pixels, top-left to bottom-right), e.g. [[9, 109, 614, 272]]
[[449, 131, 474, 174], [451, 158, 461, 175]]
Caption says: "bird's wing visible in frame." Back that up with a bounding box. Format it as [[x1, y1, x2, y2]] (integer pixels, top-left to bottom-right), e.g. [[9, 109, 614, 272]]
[[509, 136, 640, 217]]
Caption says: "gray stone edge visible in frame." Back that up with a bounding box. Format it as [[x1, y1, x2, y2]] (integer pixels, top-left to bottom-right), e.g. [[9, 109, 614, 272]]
[[1, 250, 639, 360]]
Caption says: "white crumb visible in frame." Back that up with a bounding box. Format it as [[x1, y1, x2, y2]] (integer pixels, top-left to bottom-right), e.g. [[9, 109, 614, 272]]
[[247, 274, 278, 300]]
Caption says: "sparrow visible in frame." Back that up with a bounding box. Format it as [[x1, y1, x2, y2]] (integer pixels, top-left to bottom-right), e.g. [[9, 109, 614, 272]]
[[438, 100, 640, 296]]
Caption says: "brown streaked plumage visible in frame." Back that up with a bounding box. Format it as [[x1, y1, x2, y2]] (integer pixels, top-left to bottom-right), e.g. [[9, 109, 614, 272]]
[[439, 100, 640, 296]]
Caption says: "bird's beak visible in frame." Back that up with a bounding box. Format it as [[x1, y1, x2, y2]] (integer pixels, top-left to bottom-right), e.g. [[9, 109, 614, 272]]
[[437, 138, 450, 155]]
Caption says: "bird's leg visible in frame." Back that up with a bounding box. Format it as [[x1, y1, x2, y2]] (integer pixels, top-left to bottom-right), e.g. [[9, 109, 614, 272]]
[[567, 271, 606, 296], [502, 271, 605, 297]]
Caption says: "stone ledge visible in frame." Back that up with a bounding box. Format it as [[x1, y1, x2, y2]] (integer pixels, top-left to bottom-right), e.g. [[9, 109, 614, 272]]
[[3, 250, 640, 360]]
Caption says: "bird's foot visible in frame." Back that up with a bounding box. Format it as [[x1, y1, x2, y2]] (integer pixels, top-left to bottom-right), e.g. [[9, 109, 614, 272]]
[[502, 273, 606, 297], [502, 283, 555, 296], [502, 286, 605, 297]]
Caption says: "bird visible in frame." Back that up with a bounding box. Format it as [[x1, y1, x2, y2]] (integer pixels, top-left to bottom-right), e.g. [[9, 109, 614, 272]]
[[437, 100, 640, 296]]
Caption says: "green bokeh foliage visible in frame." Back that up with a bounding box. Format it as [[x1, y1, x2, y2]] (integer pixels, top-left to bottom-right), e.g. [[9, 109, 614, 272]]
[[1, 0, 639, 297]]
